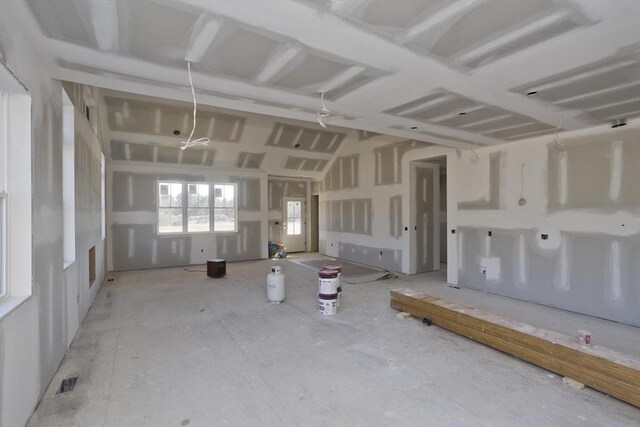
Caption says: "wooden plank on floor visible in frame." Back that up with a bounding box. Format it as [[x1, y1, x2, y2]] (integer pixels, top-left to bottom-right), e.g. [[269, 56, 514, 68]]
[[390, 288, 640, 408]]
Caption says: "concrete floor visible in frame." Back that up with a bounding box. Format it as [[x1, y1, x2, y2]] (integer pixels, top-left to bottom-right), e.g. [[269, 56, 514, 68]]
[[28, 258, 640, 427]]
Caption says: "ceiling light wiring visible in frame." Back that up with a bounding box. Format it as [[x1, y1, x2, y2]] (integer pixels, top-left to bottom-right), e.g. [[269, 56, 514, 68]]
[[518, 163, 527, 206], [553, 116, 566, 152], [469, 137, 480, 164], [316, 91, 331, 128], [180, 61, 210, 151]]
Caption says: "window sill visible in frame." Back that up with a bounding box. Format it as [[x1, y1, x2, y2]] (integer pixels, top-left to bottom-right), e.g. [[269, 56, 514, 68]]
[[157, 230, 238, 236], [0, 295, 31, 320]]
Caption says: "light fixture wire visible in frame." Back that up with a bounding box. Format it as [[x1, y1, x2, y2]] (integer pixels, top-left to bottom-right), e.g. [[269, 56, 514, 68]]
[[180, 61, 210, 150], [553, 116, 565, 151], [518, 162, 527, 206], [469, 137, 479, 164], [316, 91, 330, 128]]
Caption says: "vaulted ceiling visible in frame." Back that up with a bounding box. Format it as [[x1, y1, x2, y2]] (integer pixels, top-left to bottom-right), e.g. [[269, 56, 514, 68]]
[[8, 0, 640, 149], [102, 89, 370, 179]]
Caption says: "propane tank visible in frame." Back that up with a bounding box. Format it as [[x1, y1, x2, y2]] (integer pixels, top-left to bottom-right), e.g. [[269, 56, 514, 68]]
[[267, 266, 285, 303]]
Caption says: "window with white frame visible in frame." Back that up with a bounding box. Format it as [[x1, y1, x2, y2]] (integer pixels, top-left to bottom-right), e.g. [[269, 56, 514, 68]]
[[0, 91, 7, 298], [187, 183, 210, 232], [158, 182, 184, 234], [213, 184, 236, 232], [0, 62, 33, 316], [101, 152, 106, 240], [157, 181, 235, 234], [62, 88, 75, 268]]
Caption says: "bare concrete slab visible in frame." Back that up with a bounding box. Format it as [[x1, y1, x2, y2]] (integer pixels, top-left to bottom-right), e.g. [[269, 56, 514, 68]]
[[27, 260, 640, 427]]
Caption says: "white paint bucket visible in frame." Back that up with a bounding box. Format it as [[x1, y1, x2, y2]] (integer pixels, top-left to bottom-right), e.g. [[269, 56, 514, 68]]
[[323, 260, 342, 273], [336, 285, 342, 308], [318, 269, 339, 294], [318, 293, 338, 316], [578, 330, 592, 348]]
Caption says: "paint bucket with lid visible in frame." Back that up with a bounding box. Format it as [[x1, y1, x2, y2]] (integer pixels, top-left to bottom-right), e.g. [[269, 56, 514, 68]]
[[322, 260, 343, 308], [318, 268, 340, 294], [318, 293, 338, 316], [322, 260, 342, 273]]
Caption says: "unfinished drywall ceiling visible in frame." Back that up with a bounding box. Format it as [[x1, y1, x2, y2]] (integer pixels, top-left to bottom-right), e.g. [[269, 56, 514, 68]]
[[13, 0, 639, 148], [102, 89, 360, 179], [511, 51, 640, 124], [385, 89, 558, 141]]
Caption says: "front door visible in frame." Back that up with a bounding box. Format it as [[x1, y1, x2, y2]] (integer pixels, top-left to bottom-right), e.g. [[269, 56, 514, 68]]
[[282, 197, 306, 253]]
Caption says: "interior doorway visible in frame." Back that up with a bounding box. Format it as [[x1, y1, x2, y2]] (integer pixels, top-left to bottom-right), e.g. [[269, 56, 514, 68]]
[[310, 195, 319, 252], [282, 196, 306, 253], [409, 155, 447, 274]]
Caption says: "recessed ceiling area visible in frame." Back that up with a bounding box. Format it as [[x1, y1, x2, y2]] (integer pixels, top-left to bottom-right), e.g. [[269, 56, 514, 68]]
[[16, 0, 640, 147], [511, 51, 640, 124], [386, 89, 558, 141]]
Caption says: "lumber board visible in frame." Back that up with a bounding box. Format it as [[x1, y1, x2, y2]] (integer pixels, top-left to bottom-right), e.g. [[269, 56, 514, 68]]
[[392, 293, 640, 386], [391, 299, 640, 405], [390, 289, 640, 408]]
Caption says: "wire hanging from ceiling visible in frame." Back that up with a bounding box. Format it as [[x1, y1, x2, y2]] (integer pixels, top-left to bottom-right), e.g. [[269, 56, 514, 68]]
[[553, 116, 566, 152], [518, 163, 527, 206], [469, 136, 480, 164], [180, 61, 210, 150], [316, 91, 331, 128]]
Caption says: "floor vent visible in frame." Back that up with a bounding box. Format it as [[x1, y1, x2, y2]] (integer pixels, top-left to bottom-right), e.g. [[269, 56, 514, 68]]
[[56, 377, 78, 394]]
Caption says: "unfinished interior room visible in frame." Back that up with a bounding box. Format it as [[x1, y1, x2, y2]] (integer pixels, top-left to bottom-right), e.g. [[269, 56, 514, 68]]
[[0, 0, 639, 426]]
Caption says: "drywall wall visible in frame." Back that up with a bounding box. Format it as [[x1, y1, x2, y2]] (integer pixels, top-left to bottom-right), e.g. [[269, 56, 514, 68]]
[[450, 126, 640, 325], [62, 82, 108, 321], [106, 161, 269, 271], [317, 119, 639, 325], [0, 7, 107, 426], [318, 136, 445, 272]]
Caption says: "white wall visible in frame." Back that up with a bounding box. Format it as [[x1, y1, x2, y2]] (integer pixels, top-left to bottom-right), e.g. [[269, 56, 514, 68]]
[[0, 6, 107, 425], [105, 159, 269, 271], [449, 123, 640, 325], [317, 121, 640, 325], [317, 135, 453, 272]]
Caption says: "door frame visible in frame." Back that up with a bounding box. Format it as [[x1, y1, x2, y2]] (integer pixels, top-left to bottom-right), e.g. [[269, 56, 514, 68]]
[[282, 196, 307, 253], [409, 161, 440, 274]]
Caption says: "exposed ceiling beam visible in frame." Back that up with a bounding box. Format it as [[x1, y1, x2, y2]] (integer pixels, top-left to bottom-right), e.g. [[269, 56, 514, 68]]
[[57, 63, 487, 149], [455, 10, 570, 64], [254, 43, 303, 83], [175, 0, 429, 70], [185, 15, 223, 63], [315, 65, 365, 94], [47, 38, 315, 108], [458, 114, 512, 129], [87, 0, 119, 51], [329, 0, 368, 15], [529, 60, 638, 93], [393, 95, 453, 116], [401, 0, 480, 42], [429, 105, 486, 123], [553, 81, 640, 106]]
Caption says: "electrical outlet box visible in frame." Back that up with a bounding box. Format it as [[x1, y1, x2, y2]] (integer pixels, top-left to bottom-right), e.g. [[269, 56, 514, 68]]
[[479, 257, 501, 281]]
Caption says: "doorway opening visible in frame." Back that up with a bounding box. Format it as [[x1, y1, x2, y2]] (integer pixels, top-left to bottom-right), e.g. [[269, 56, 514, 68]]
[[409, 155, 448, 274], [310, 194, 319, 253]]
